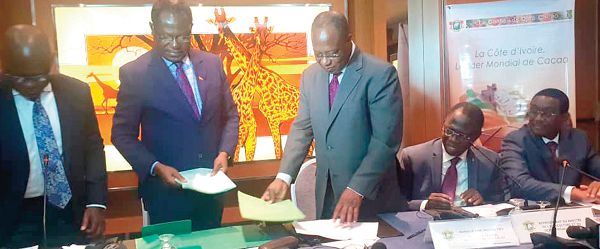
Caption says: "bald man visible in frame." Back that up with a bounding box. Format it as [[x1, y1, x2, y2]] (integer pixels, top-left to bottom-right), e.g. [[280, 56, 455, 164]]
[[0, 25, 106, 247], [399, 103, 505, 211], [262, 11, 405, 223]]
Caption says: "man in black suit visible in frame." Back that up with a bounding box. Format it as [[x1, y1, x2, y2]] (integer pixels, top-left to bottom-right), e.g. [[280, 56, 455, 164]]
[[500, 88, 600, 203], [399, 102, 504, 211], [0, 25, 107, 247]]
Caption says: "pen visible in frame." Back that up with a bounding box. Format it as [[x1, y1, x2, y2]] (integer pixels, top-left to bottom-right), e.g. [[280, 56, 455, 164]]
[[406, 228, 426, 239]]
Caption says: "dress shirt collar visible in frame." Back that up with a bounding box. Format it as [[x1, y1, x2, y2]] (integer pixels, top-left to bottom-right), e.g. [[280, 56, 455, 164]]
[[441, 142, 468, 163], [542, 133, 560, 144], [12, 83, 53, 96]]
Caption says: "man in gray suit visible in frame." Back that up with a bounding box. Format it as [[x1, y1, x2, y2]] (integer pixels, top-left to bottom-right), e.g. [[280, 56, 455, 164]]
[[501, 88, 600, 203], [399, 103, 504, 211], [261, 11, 405, 223]]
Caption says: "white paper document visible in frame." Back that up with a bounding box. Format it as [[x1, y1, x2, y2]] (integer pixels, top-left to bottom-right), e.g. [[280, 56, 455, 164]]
[[462, 203, 515, 217], [176, 168, 236, 194], [293, 220, 379, 241]]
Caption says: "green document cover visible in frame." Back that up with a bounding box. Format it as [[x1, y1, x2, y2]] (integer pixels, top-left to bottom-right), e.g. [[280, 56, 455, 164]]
[[237, 191, 305, 222]]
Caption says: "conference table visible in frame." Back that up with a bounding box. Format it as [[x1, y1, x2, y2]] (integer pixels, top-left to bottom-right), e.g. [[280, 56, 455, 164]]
[[122, 210, 564, 249]]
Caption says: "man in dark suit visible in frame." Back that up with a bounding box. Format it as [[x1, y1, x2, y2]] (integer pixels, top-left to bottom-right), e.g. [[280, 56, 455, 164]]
[[0, 25, 106, 247], [399, 102, 504, 211], [112, 0, 239, 230], [262, 11, 405, 223], [500, 88, 600, 203]]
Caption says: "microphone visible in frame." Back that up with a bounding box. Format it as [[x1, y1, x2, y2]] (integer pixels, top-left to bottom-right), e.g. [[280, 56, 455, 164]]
[[561, 159, 600, 182], [567, 226, 598, 239], [469, 144, 528, 207], [258, 236, 299, 249], [530, 160, 575, 248]]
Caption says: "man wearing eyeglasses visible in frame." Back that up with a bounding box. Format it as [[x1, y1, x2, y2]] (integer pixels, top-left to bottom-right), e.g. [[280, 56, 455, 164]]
[[399, 102, 504, 211], [262, 11, 405, 224], [112, 0, 238, 230], [500, 88, 600, 203], [0, 25, 106, 247]]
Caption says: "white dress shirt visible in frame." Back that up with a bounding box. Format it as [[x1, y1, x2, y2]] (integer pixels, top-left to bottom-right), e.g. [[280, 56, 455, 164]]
[[420, 145, 469, 211], [541, 134, 574, 203], [13, 84, 105, 209]]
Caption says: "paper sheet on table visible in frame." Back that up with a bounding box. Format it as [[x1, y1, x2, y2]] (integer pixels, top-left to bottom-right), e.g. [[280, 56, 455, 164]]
[[321, 238, 379, 248], [176, 168, 236, 194], [237, 191, 305, 222], [462, 203, 515, 217], [292, 220, 379, 241]]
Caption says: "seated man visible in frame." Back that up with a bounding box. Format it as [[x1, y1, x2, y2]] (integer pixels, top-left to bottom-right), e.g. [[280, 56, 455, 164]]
[[500, 88, 600, 203], [400, 102, 504, 211]]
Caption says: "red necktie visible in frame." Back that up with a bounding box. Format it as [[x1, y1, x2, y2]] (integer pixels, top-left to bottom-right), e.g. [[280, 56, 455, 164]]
[[329, 73, 340, 109], [441, 157, 460, 202], [174, 62, 200, 119], [547, 141, 559, 166]]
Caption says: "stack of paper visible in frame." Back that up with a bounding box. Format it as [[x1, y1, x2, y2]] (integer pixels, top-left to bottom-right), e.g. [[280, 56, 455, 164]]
[[237, 191, 305, 222], [462, 203, 516, 217], [293, 220, 379, 241], [176, 168, 236, 194]]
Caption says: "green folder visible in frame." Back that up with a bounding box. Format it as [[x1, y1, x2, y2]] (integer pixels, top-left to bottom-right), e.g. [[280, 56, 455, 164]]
[[141, 219, 192, 237], [237, 191, 305, 222]]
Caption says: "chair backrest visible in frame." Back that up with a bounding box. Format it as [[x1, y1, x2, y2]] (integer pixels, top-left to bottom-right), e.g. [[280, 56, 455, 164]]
[[291, 158, 317, 221], [141, 219, 192, 237]]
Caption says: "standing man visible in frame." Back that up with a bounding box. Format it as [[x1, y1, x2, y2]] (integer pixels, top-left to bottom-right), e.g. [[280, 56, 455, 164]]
[[0, 25, 106, 247], [112, 0, 238, 230], [500, 88, 600, 203], [262, 11, 405, 223], [399, 102, 504, 211]]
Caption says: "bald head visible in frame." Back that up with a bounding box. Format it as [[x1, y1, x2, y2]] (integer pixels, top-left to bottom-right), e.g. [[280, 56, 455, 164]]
[[310, 11, 353, 74], [2, 25, 52, 76]]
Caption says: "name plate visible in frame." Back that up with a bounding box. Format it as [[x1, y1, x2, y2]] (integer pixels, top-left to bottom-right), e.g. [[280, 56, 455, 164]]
[[510, 206, 592, 244], [428, 216, 519, 249]]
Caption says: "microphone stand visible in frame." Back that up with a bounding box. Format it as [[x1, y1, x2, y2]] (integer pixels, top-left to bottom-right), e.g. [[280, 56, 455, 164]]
[[42, 154, 49, 249], [469, 145, 529, 208], [561, 159, 600, 182]]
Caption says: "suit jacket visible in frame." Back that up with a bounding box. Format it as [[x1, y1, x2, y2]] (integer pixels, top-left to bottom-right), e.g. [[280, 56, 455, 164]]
[[280, 48, 406, 219], [111, 49, 239, 213], [500, 125, 600, 201], [0, 74, 107, 244], [399, 138, 504, 211]]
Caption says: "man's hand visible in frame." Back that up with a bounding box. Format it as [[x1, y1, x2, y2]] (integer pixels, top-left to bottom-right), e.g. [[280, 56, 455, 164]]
[[586, 181, 600, 199], [212, 152, 229, 176], [425, 193, 452, 210], [332, 189, 363, 225], [460, 189, 484, 206], [80, 207, 105, 239], [571, 186, 596, 203], [261, 179, 289, 203], [154, 162, 186, 188]]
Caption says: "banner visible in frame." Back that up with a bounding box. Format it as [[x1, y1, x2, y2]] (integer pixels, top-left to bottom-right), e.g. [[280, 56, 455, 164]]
[[445, 0, 575, 129]]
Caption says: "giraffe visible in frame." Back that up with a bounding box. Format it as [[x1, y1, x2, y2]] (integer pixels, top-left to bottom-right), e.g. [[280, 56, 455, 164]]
[[87, 72, 119, 114], [247, 17, 301, 159], [208, 8, 258, 161]]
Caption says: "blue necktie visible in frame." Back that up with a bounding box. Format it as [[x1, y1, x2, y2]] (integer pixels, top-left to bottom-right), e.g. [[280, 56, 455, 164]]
[[33, 98, 72, 209]]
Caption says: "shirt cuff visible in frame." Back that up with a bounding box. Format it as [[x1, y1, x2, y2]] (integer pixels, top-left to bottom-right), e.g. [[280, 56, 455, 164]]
[[86, 204, 107, 209], [150, 161, 159, 176], [420, 200, 428, 211], [346, 187, 364, 198], [563, 186, 574, 204], [276, 173, 292, 186]]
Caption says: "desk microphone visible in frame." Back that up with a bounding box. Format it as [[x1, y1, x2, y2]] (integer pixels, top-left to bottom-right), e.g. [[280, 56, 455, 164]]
[[529, 160, 590, 249], [43, 154, 49, 249], [560, 159, 600, 182], [469, 145, 528, 207]]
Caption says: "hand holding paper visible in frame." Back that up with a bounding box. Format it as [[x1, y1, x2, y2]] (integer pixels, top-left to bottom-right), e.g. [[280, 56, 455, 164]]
[[238, 191, 305, 222], [175, 168, 236, 194]]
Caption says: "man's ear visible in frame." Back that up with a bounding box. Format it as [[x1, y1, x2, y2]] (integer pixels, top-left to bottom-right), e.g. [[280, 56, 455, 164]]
[[149, 22, 155, 34]]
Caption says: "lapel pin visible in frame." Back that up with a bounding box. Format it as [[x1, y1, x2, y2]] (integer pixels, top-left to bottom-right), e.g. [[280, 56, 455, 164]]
[[198, 76, 204, 81]]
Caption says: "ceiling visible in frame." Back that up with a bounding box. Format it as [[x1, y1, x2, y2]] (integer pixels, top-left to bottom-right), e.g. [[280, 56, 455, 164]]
[[386, 0, 408, 26]]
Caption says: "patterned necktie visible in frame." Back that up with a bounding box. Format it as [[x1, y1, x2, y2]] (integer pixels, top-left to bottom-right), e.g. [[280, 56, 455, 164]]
[[32, 98, 72, 209], [441, 157, 460, 202], [547, 141, 559, 166], [174, 62, 200, 119], [328, 73, 341, 109]]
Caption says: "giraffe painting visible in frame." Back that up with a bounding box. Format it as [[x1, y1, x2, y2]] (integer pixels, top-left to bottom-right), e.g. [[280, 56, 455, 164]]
[[208, 8, 259, 161], [87, 72, 119, 114]]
